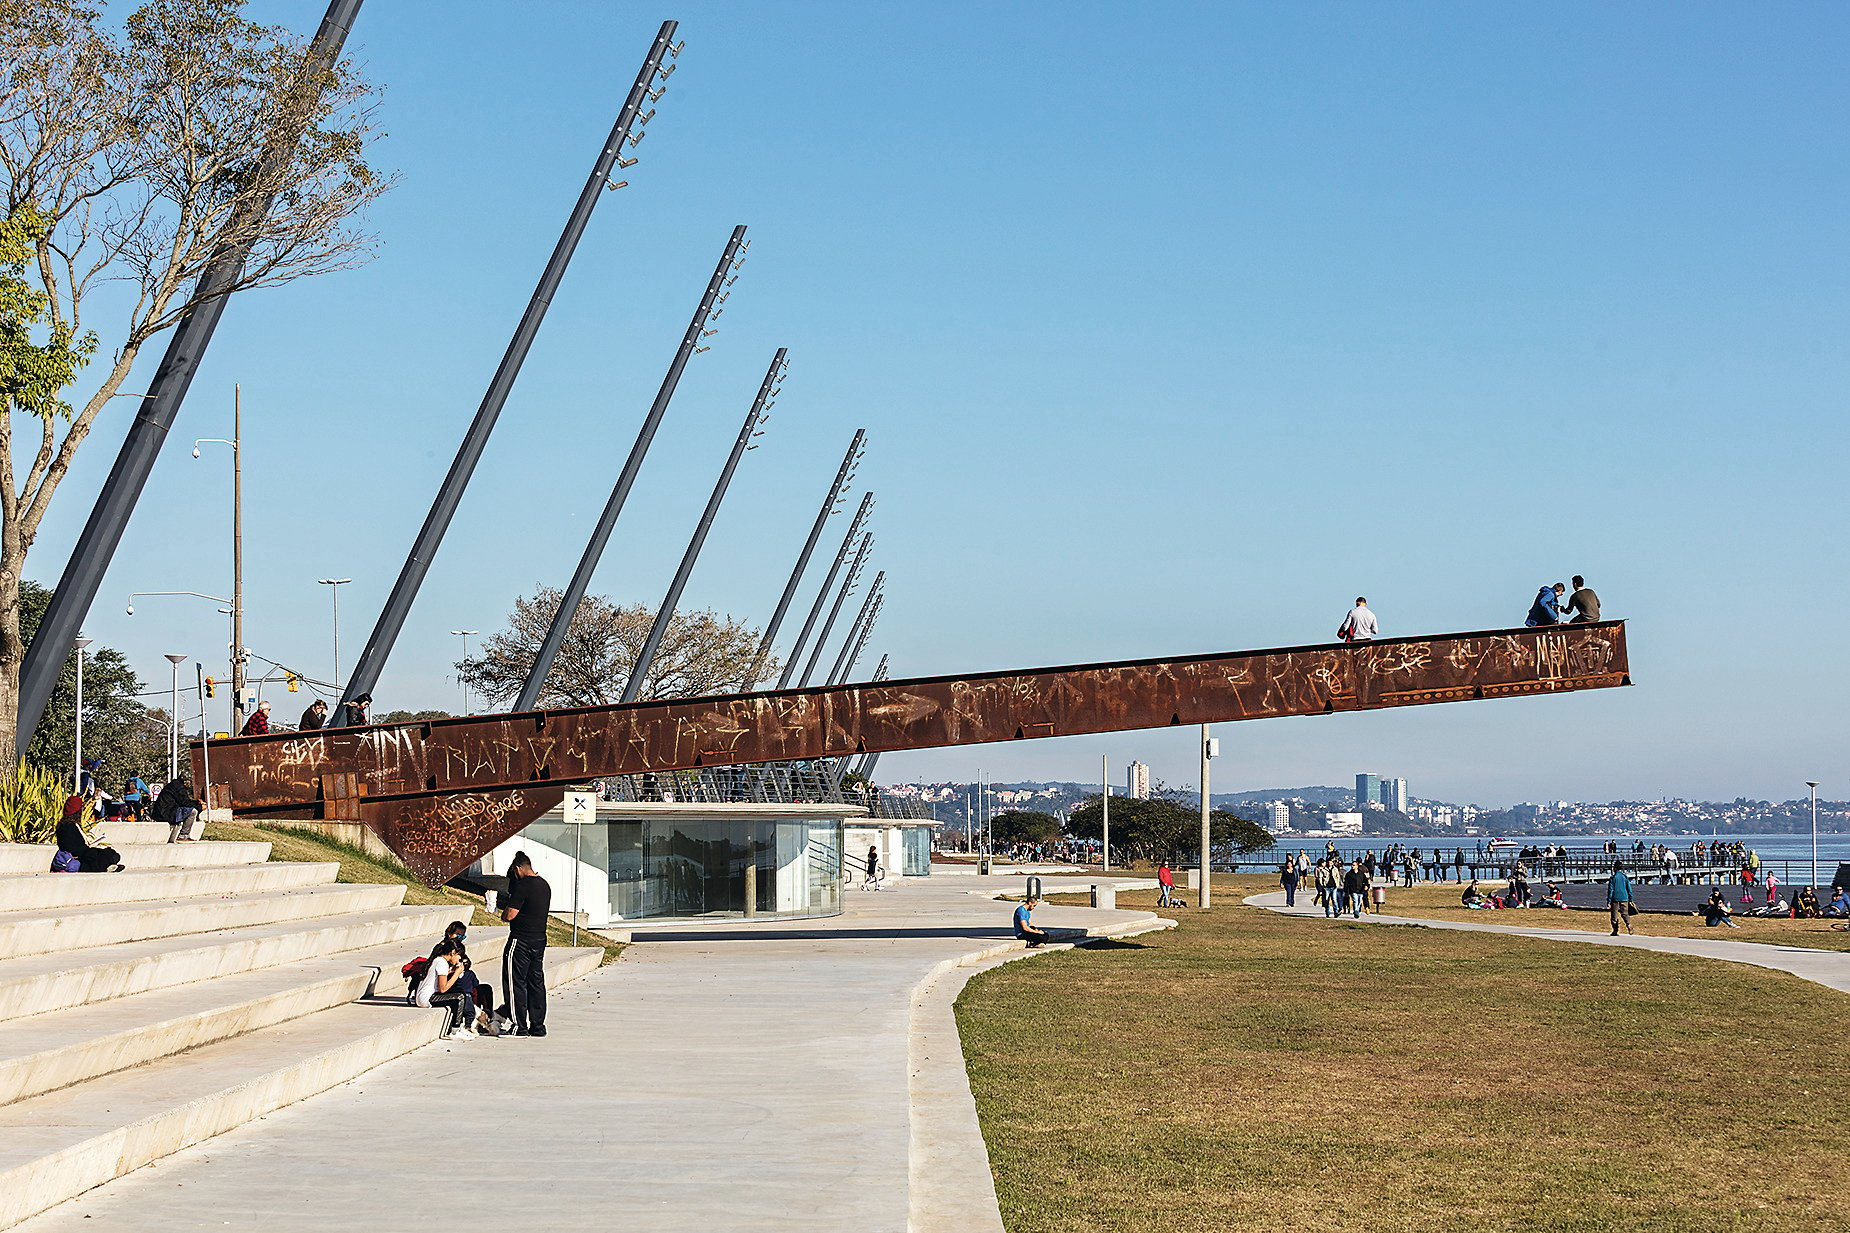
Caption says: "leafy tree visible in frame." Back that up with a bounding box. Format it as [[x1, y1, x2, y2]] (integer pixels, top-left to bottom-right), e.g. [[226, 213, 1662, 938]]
[[18, 580, 167, 788], [989, 809, 1062, 844], [373, 709, 454, 724], [1067, 794, 1272, 863], [0, 0, 393, 763], [458, 585, 776, 708]]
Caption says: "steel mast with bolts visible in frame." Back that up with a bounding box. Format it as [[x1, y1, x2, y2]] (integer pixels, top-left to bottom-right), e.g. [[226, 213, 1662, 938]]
[[332, 23, 682, 726], [743, 430, 864, 689], [517, 226, 750, 712], [799, 534, 871, 688], [18, 0, 368, 749], [621, 348, 783, 704], [779, 494, 873, 688]]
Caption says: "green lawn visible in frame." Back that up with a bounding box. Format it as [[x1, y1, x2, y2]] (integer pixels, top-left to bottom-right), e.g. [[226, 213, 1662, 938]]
[[203, 820, 625, 962], [957, 877, 1850, 1233]]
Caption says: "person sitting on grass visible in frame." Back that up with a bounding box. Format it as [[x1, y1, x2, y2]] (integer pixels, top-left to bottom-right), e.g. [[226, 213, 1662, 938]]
[[1796, 886, 1821, 918], [1828, 887, 1850, 918], [1698, 889, 1739, 929], [1462, 881, 1487, 909], [415, 937, 476, 1041], [1536, 882, 1566, 909], [1013, 896, 1052, 948]]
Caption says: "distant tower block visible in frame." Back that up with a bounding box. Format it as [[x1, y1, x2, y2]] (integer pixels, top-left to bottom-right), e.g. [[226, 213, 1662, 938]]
[[1268, 800, 1291, 832], [1126, 760, 1151, 800], [1356, 773, 1383, 809], [1386, 777, 1409, 813]]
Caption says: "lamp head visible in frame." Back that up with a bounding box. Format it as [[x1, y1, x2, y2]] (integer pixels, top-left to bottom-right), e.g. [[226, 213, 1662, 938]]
[[191, 446, 201, 458], [125, 604, 134, 616]]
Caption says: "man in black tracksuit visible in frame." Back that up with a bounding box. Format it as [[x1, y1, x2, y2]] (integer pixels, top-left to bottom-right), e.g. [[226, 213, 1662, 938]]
[[500, 852, 551, 1037]]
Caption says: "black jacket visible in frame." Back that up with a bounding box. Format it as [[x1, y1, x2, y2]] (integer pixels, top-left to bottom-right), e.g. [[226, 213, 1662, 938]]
[[152, 778, 201, 822]]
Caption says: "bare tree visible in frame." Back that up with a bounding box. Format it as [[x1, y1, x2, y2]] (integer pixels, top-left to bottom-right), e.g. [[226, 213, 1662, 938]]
[[0, 0, 391, 761], [461, 586, 780, 710]]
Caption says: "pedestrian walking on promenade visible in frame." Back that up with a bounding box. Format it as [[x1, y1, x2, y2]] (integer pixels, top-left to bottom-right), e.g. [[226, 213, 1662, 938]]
[[1453, 848, 1466, 882], [500, 851, 551, 1037], [1606, 864, 1635, 935], [1564, 575, 1600, 623], [1337, 597, 1378, 642], [1157, 861, 1177, 908], [1314, 859, 1336, 917], [1280, 861, 1300, 908], [1343, 860, 1368, 919]]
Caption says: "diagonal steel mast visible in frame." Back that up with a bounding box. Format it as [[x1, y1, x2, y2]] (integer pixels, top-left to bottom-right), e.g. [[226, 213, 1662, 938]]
[[331, 22, 682, 725], [514, 226, 749, 712], [741, 429, 864, 689], [620, 348, 783, 704], [777, 492, 872, 688], [798, 533, 871, 687], [18, 0, 369, 748], [828, 572, 883, 686]]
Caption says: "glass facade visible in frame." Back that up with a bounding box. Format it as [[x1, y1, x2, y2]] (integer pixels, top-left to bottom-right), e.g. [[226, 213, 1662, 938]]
[[522, 811, 843, 922], [902, 826, 933, 876]]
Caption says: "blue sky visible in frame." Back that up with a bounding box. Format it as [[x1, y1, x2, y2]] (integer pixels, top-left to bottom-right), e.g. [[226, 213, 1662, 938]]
[[39, 1, 1850, 806]]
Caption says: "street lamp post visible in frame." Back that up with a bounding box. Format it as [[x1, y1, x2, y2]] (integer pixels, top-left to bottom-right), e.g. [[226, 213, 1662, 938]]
[[1805, 781, 1820, 888], [451, 630, 478, 714], [193, 387, 243, 732], [163, 653, 187, 780], [318, 578, 351, 690], [1199, 724, 1217, 909], [1101, 751, 1111, 871], [73, 636, 94, 790]]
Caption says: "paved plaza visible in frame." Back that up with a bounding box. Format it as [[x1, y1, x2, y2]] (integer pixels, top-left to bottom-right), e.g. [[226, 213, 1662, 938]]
[[17, 874, 1166, 1233]]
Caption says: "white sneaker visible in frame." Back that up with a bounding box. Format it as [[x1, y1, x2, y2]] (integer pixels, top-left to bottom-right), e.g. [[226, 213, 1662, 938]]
[[447, 1026, 475, 1041]]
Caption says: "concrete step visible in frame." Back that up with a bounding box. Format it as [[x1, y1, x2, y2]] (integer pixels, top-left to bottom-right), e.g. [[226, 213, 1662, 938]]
[[0, 861, 336, 914], [0, 842, 271, 874], [0, 945, 603, 1229], [0, 881, 408, 964], [0, 929, 513, 1107], [0, 899, 445, 1023], [84, 822, 177, 845]]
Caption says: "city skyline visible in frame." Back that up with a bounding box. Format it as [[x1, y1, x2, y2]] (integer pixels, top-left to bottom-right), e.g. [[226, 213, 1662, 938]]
[[27, 3, 1847, 804]]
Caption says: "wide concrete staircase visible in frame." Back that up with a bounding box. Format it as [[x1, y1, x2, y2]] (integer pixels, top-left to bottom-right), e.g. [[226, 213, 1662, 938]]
[[0, 829, 601, 1229]]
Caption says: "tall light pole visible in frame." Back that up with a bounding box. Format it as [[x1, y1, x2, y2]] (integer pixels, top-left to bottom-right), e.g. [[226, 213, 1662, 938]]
[[1199, 724, 1217, 909], [451, 630, 478, 714], [1101, 751, 1111, 871], [318, 578, 351, 689], [73, 636, 93, 790], [1805, 781, 1820, 888], [193, 386, 243, 732], [163, 654, 187, 780]]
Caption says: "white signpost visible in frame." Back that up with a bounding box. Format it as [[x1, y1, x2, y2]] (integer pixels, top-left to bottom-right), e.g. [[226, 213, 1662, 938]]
[[562, 790, 598, 945]]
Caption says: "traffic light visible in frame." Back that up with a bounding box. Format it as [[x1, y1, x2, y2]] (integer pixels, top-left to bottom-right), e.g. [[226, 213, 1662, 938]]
[[286, 672, 299, 693], [203, 676, 216, 698]]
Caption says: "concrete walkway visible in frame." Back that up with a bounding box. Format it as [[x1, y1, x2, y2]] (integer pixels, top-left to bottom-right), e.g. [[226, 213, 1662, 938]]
[[18, 875, 1169, 1233], [1247, 891, 1850, 994]]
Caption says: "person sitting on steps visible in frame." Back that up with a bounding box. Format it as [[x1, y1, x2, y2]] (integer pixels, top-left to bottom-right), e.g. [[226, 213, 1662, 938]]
[[55, 795, 123, 872], [1013, 895, 1052, 948], [427, 920, 498, 1035], [152, 773, 204, 843], [415, 937, 476, 1040]]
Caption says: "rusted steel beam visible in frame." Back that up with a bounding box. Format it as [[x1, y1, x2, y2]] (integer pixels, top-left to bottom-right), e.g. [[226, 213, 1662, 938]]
[[197, 622, 1629, 885]]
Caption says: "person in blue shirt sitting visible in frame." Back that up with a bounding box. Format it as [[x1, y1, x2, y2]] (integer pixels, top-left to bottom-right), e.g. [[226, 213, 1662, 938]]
[[1526, 583, 1566, 627], [1013, 896, 1052, 948]]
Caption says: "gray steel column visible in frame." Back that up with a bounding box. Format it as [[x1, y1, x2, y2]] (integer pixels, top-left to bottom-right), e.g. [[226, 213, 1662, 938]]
[[777, 492, 872, 688], [18, 0, 367, 747], [515, 225, 749, 712], [799, 533, 871, 687], [619, 349, 784, 704], [827, 573, 883, 686], [330, 22, 681, 725], [742, 429, 864, 689]]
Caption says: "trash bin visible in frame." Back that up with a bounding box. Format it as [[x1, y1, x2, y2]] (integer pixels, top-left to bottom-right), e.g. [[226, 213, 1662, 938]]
[[1370, 882, 1386, 910]]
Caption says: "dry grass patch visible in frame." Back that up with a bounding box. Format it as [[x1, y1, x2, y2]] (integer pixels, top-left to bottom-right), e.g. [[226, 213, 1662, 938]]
[[957, 875, 1850, 1233]]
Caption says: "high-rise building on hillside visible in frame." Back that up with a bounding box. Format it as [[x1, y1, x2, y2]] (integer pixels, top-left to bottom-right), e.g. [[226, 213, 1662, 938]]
[[1268, 800, 1291, 832], [1386, 777, 1409, 813], [1126, 760, 1151, 800], [1356, 773, 1383, 809]]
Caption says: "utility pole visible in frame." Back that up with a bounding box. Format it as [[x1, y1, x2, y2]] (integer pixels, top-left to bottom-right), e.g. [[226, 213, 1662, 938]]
[[799, 534, 871, 687], [1199, 724, 1216, 909], [333, 23, 682, 725], [18, 0, 367, 750], [621, 348, 782, 704], [745, 430, 864, 689], [778, 493, 872, 688], [1101, 752, 1110, 871]]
